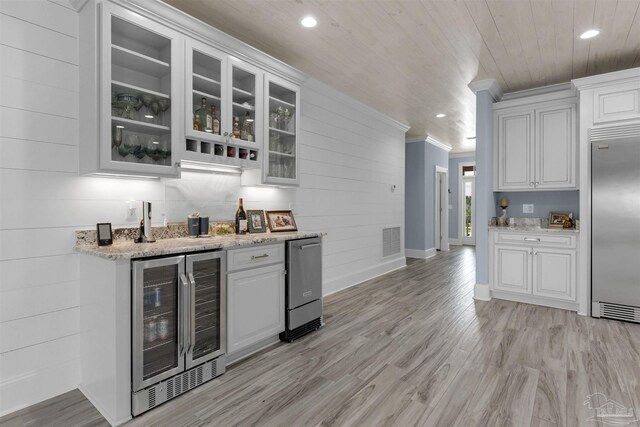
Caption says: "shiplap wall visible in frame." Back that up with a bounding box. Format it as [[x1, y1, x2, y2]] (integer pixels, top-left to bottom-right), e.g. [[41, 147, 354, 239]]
[[0, 0, 406, 416]]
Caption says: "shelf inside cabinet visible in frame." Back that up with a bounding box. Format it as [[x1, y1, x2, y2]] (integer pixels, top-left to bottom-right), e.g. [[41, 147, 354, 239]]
[[269, 151, 295, 158], [112, 80, 169, 100], [269, 96, 295, 109], [268, 127, 295, 136], [193, 73, 221, 87], [111, 45, 170, 78], [232, 101, 254, 112], [232, 86, 253, 103], [193, 89, 221, 102], [112, 117, 170, 134]]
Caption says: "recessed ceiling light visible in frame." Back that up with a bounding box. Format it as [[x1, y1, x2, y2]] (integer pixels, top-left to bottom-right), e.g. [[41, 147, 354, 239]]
[[436, 113, 446, 118], [301, 16, 317, 28], [580, 29, 600, 39]]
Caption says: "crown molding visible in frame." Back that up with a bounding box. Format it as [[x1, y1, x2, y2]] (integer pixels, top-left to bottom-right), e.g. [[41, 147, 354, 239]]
[[468, 79, 503, 101], [405, 135, 452, 152], [572, 67, 640, 90], [426, 136, 452, 152], [501, 82, 574, 101]]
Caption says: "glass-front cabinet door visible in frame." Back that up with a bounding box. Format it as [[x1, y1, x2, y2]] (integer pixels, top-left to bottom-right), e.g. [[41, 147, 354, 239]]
[[132, 256, 185, 392], [264, 74, 300, 185], [101, 2, 181, 176], [185, 252, 226, 369]]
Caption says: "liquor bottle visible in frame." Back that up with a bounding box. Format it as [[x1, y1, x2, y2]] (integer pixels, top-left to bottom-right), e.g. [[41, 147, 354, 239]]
[[211, 105, 220, 135], [241, 111, 254, 141], [195, 98, 212, 132], [235, 198, 247, 234], [232, 116, 241, 139]]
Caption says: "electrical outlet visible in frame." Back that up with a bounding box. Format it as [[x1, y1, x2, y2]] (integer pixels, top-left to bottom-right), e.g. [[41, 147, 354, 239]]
[[522, 204, 534, 214], [126, 201, 138, 222]]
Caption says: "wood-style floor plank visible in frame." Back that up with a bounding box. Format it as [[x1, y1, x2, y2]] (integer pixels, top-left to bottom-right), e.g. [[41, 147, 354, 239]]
[[2, 246, 640, 427]]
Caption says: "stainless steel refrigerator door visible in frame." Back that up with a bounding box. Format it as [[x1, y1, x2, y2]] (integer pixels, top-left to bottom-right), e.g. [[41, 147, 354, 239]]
[[132, 255, 185, 393], [592, 138, 640, 306], [185, 251, 226, 369], [287, 238, 322, 309]]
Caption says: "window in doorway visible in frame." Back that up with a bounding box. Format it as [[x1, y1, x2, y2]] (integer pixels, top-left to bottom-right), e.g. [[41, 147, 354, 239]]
[[462, 165, 476, 176]]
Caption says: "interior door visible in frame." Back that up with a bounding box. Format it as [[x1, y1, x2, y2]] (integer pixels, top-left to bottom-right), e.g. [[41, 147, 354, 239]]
[[462, 176, 476, 246], [185, 251, 226, 369]]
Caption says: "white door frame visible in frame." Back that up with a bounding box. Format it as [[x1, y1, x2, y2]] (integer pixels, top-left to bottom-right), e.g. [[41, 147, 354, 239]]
[[459, 161, 476, 246], [435, 166, 449, 251]]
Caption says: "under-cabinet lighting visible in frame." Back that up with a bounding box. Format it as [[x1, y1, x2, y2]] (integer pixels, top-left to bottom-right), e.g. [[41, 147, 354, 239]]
[[301, 16, 317, 28], [436, 113, 446, 118], [580, 29, 600, 39], [180, 160, 242, 174], [92, 173, 159, 180]]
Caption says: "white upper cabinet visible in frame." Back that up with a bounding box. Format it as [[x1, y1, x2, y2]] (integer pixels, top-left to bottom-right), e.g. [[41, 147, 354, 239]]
[[80, 1, 183, 177], [535, 104, 576, 189], [182, 41, 263, 169], [241, 74, 300, 186], [494, 95, 577, 191]]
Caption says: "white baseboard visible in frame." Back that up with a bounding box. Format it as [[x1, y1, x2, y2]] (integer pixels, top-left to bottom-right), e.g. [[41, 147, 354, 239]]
[[78, 384, 130, 427], [474, 283, 491, 301], [491, 291, 579, 312], [449, 238, 462, 246], [323, 255, 406, 297], [405, 248, 437, 259]]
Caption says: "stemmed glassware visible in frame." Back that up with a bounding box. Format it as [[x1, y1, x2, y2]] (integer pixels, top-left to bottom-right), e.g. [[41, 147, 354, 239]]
[[157, 99, 170, 126]]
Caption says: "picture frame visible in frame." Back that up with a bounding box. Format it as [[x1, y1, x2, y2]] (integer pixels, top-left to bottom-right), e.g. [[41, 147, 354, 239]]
[[548, 211, 572, 228], [96, 222, 113, 246], [265, 210, 297, 232], [247, 210, 267, 233]]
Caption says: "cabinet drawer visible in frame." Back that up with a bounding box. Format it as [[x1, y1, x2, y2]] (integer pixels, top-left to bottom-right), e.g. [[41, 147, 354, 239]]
[[494, 232, 576, 248], [227, 243, 284, 272]]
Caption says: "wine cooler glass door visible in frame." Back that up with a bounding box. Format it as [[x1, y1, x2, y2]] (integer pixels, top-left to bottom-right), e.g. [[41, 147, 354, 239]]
[[185, 251, 226, 369], [132, 256, 185, 392]]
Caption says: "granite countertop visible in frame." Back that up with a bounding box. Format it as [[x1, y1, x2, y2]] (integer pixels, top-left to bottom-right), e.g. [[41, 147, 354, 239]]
[[75, 231, 324, 260], [488, 225, 579, 234]]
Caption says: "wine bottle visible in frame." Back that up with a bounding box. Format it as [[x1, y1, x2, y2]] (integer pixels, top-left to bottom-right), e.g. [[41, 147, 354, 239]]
[[232, 116, 241, 139], [241, 111, 254, 141], [235, 198, 247, 234], [211, 105, 220, 135]]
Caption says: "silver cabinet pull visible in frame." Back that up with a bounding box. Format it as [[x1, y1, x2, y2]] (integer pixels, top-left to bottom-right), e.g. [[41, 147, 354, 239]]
[[524, 237, 541, 242], [251, 254, 269, 260]]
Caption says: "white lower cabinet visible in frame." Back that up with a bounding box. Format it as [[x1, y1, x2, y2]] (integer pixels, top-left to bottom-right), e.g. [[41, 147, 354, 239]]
[[532, 249, 576, 301], [491, 231, 578, 310], [226, 244, 285, 358], [494, 245, 532, 295]]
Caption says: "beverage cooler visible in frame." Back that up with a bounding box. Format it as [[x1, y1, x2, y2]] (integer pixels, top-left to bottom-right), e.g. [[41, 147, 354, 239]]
[[131, 251, 226, 416]]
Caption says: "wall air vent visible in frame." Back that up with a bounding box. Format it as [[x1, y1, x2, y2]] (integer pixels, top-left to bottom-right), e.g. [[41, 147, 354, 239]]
[[382, 226, 401, 258], [600, 302, 640, 323]]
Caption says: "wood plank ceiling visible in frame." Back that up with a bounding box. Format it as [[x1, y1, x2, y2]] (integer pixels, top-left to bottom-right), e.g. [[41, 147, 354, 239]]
[[165, 0, 640, 152]]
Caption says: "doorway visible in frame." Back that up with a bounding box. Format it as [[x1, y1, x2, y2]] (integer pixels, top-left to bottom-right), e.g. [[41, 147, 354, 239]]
[[435, 166, 449, 251], [459, 162, 476, 246]]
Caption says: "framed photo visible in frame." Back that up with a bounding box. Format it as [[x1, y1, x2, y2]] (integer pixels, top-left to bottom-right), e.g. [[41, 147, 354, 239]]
[[247, 210, 267, 233], [96, 223, 113, 246], [265, 210, 297, 232], [548, 211, 572, 228]]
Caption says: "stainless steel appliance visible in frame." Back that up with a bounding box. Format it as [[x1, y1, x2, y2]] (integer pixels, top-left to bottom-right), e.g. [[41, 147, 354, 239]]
[[131, 251, 226, 415], [280, 237, 323, 342], [592, 136, 640, 322]]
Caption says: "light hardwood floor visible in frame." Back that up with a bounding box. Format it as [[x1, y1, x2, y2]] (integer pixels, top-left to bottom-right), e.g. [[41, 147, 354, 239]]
[[3, 246, 640, 427]]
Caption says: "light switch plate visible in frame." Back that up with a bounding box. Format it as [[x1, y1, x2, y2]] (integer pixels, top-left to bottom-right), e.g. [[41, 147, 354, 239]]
[[522, 204, 534, 213]]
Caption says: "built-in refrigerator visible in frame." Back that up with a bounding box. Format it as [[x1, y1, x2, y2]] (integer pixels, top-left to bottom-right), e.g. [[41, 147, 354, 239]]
[[131, 251, 226, 416], [592, 136, 640, 322]]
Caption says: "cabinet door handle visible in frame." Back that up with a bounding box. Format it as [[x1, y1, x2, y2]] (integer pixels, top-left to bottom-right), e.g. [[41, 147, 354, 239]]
[[529, 182, 534, 187], [524, 237, 541, 242], [251, 254, 269, 260]]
